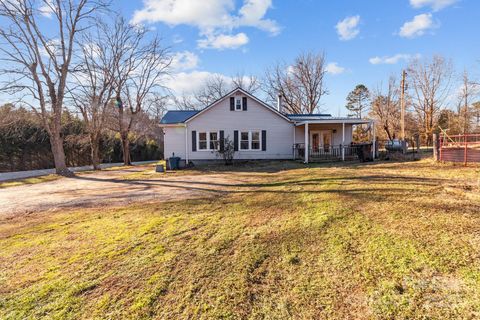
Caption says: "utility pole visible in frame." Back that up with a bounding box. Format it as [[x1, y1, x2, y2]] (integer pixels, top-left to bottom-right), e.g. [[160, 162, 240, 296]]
[[400, 70, 407, 141]]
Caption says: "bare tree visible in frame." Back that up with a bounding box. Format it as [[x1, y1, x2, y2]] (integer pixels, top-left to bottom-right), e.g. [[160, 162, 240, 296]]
[[110, 18, 171, 165], [456, 70, 479, 134], [408, 55, 453, 145], [264, 51, 328, 114], [473, 101, 480, 131], [69, 19, 115, 169], [0, 0, 107, 176], [194, 74, 230, 107], [231, 72, 261, 94], [173, 72, 260, 110], [369, 76, 400, 140]]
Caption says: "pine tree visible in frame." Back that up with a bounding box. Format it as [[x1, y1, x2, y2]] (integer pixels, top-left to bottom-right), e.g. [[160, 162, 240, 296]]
[[345, 84, 370, 118]]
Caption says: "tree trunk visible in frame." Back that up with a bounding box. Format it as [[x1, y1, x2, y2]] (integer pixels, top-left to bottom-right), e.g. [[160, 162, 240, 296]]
[[385, 126, 392, 141], [90, 134, 102, 170], [50, 130, 74, 176], [121, 132, 131, 165]]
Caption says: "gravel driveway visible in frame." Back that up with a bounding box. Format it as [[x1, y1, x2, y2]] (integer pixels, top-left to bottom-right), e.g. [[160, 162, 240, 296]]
[[0, 166, 240, 219]]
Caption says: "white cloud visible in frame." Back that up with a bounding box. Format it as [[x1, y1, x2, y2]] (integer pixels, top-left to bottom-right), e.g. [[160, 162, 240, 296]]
[[171, 51, 199, 71], [131, 0, 279, 50], [237, 0, 280, 35], [166, 71, 231, 95], [399, 13, 438, 38], [409, 0, 458, 11], [325, 62, 345, 75], [369, 53, 420, 65], [197, 33, 249, 50], [39, 0, 55, 18], [335, 15, 360, 41]]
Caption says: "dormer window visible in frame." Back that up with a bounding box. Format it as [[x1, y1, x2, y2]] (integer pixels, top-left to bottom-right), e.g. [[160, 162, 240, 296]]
[[235, 98, 242, 110], [230, 96, 247, 111]]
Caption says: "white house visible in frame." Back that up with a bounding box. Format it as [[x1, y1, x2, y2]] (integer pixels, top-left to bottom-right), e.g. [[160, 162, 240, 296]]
[[160, 88, 374, 164]]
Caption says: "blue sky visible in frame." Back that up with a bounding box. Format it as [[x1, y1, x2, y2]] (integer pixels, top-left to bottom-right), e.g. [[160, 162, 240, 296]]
[[42, 1, 480, 115]]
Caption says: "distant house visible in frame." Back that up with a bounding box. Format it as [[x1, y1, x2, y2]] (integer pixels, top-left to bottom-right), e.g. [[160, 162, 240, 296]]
[[160, 88, 374, 165]]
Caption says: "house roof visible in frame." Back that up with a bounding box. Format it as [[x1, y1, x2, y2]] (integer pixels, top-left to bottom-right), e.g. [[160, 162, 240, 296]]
[[293, 117, 372, 126], [286, 114, 332, 121], [159, 90, 373, 126], [159, 87, 292, 125], [160, 110, 199, 124], [184, 87, 292, 123]]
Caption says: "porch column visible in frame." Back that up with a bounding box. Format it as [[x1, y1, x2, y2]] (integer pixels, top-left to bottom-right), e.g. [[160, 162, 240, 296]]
[[342, 122, 345, 161], [304, 122, 309, 163], [371, 121, 376, 160], [293, 124, 296, 160]]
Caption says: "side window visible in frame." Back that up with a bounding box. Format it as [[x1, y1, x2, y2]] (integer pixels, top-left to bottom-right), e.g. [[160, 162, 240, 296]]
[[198, 132, 207, 150]]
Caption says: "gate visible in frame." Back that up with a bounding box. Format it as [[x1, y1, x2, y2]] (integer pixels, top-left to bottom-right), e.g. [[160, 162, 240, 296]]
[[439, 134, 480, 165]]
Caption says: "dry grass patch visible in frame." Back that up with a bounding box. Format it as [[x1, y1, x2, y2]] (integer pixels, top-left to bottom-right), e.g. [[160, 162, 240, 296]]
[[0, 174, 60, 189], [1, 159, 480, 319]]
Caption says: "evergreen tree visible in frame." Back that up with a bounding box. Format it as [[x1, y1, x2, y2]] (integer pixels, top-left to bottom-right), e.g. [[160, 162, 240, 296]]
[[345, 84, 370, 118]]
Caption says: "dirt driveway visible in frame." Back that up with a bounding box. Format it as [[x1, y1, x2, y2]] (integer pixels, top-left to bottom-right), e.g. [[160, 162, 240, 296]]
[[0, 166, 244, 218]]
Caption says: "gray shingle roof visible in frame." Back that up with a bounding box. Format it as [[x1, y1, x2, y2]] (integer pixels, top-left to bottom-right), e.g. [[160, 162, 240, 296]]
[[160, 110, 199, 124]]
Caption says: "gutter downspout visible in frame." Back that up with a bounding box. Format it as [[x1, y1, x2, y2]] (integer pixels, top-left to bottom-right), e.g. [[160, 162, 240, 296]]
[[185, 124, 189, 164]]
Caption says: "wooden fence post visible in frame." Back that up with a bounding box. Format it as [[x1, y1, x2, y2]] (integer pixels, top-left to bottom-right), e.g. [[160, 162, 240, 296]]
[[464, 134, 468, 166], [433, 133, 439, 161]]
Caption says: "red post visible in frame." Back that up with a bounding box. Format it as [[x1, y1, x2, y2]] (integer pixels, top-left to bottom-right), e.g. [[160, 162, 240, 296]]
[[464, 134, 468, 166], [439, 135, 443, 162]]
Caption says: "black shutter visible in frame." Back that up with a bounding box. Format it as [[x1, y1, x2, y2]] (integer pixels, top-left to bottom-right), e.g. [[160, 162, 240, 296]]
[[261, 130, 266, 151], [219, 130, 224, 151], [234, 130, 239, 151], [230, 97, 235, 111], [192, 130, 196, 152], [242, 97, 247, 111]]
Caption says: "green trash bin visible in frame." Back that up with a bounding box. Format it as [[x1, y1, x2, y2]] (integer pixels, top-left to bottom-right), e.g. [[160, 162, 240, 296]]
[[168, 156, 181, 170]]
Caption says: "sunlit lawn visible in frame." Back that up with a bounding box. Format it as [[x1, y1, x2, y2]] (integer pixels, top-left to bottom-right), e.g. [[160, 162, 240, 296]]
[[0, 175, 60, 189], [1, 159, 479, 319]]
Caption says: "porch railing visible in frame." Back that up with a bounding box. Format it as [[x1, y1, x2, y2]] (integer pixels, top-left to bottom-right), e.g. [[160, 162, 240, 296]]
[[293, 144, 365, 161]]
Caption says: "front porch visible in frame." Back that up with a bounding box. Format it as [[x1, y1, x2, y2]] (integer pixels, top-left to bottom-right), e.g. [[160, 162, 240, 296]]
[[293, 143, 368, 162], [292, 117, 375, 163]]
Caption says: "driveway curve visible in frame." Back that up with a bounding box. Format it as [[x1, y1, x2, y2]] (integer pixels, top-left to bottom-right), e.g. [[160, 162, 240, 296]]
[[0, 166, 243, 219]]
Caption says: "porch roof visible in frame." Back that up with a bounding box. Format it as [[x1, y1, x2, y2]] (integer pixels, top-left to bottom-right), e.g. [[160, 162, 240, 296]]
[[294, 117, 372, 126]]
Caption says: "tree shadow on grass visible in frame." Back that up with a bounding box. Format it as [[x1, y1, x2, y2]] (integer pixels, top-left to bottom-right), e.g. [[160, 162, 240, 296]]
[[70, 174, 437, 205]]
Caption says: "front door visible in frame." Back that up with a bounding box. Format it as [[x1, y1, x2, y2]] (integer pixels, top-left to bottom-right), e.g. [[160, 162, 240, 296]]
[[310, 130, 332, 153], [322, 131, 332, 152], [312, 132, 320, 152]]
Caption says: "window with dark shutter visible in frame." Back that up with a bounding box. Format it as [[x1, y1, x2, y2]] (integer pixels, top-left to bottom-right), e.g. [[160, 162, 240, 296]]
[[234, 130, 239, 151], [261, 130, 266, 151], [219, 130, 224, 151], [230, 97, 235, 111], [242, 97, 247, 111], [192, 130, 197, 151]]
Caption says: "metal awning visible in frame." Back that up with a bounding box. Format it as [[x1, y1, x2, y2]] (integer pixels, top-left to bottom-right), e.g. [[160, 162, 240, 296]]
[[294, 118, 372, 126]]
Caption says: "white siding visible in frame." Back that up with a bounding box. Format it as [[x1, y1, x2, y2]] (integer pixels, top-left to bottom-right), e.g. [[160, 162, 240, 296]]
[[163, 126, 186, 159], [295, 124, 353, 145], [187, 94, 294, 160]]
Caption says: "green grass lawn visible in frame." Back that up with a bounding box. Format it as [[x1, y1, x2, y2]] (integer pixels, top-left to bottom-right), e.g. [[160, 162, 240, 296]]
[[1, 160, 480, 319]]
